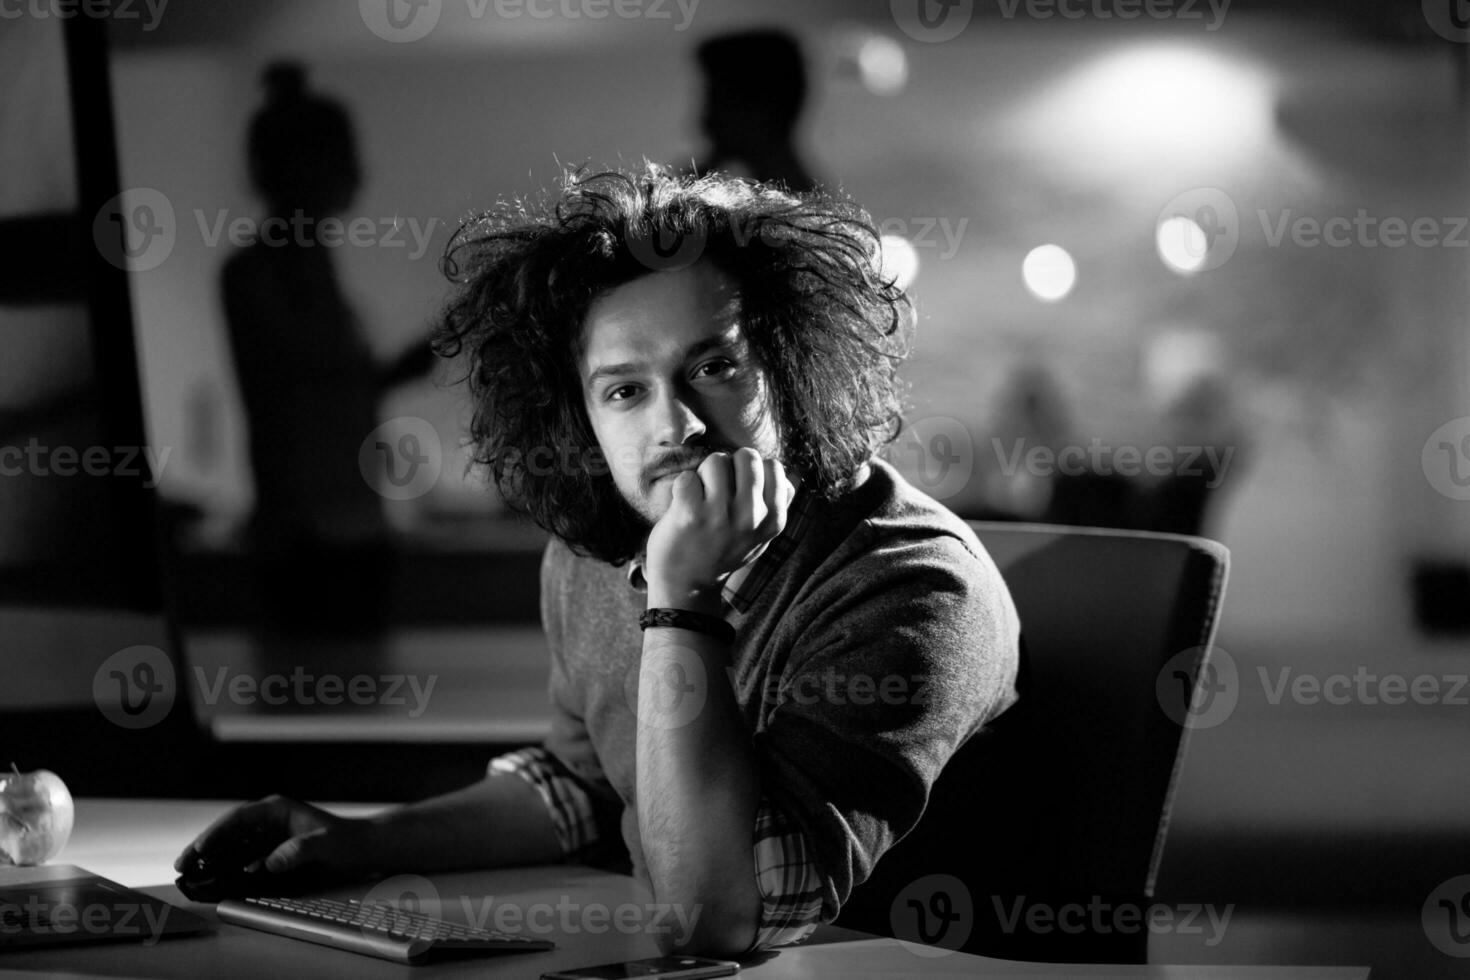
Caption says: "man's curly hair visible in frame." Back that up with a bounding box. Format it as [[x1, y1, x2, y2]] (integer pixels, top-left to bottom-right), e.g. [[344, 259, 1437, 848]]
[[431, 165, 914, 565]]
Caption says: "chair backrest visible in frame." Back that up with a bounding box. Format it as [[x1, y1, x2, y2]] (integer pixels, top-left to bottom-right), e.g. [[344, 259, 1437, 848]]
[[835, 522, 1230, 962]]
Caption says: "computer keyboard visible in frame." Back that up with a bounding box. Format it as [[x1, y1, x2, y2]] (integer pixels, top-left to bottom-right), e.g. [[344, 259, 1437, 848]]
[[216, 895, 556, 965]]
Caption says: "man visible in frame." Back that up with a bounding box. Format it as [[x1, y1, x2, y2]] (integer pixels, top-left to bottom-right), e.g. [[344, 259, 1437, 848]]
[[175, 167, 1021, 957], [689, 29, 819, 193]]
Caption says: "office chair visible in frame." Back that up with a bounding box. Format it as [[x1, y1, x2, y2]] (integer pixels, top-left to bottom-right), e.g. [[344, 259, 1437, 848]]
[[835, 522, 1230, 963]]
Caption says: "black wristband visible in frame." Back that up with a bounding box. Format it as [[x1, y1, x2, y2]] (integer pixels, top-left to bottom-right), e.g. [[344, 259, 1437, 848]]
[[639, 607, 736, 645]]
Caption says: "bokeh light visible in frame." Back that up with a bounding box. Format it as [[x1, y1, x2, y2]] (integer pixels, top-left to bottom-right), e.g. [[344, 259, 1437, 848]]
[[1157, 215, 1209, 273], [857, 35, 908, 96], [879, 234, 921, 291], [1022, 244, 1076, 302]]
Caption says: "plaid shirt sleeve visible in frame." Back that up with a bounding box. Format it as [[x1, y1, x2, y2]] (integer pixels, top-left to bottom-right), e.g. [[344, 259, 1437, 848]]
[[488, 746, 600, 857], [748, 794, 827, 950]]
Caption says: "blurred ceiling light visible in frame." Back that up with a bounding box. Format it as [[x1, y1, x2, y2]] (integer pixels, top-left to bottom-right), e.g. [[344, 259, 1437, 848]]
[[857, 35, 908, 96], [1157, 215, 1208, 273], [879, 234, 921, 291], [1022, 244, 1076, 302], [1015, 45, 1273, 175]]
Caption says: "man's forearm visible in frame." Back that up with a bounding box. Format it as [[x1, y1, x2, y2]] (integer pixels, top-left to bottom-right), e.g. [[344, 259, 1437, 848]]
[[635, 614, 763, 956], [362, 770, 563, 875]]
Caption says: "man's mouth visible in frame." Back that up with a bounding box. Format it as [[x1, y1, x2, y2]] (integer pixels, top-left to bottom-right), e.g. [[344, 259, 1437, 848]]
[[649, 454, 716, 483]]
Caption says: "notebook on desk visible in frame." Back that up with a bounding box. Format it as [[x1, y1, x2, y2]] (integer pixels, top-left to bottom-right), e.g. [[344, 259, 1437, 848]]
[[0, 864, 211, 950]]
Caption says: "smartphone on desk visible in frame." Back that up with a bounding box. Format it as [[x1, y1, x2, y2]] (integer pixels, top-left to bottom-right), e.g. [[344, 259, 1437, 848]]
[[542, 954, 739, 979]]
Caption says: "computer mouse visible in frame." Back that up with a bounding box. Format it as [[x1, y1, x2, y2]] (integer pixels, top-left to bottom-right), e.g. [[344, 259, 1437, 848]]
[[175, 826, 275, 902], [175, 828, 335, 902]]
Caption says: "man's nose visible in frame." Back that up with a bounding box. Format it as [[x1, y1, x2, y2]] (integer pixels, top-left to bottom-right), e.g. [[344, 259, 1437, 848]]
[[654, 388, 708, 446]]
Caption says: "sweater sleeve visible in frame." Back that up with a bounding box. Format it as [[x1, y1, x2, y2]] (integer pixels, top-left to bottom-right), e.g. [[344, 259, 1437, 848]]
[[750, 527, 1020, 920]]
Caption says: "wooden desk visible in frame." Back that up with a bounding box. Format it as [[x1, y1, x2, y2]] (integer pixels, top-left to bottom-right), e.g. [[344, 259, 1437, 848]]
[[0, 800, 1370, 979]]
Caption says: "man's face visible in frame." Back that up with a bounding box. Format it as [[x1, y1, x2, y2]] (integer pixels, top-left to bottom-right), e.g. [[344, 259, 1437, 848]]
[[579, 262, 781, 527]]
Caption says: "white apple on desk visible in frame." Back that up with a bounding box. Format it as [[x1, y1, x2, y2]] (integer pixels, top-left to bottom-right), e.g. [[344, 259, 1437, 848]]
[[0, 763, 75, 866]]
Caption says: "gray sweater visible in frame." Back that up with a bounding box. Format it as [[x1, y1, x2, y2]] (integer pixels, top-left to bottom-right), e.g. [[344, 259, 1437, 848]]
[[539, 457, 1021, 919]]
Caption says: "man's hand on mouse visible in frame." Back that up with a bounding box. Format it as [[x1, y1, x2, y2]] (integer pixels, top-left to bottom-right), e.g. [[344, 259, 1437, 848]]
[[643, 448, 795, 615], [174, 794, 371, 880]]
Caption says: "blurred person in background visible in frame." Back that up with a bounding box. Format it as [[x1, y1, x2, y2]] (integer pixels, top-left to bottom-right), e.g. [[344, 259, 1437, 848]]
[[690, 29, 819, 193], [221, 62, 432, 645], [1146, 372, 1247, 536]]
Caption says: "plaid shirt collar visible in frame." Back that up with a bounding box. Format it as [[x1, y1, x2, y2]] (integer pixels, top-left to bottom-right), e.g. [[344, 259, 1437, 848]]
[[625, 485, 819, 614]]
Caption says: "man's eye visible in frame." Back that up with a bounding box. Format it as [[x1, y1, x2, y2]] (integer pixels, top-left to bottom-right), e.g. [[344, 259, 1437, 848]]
[[694, 358, 736, 380]]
